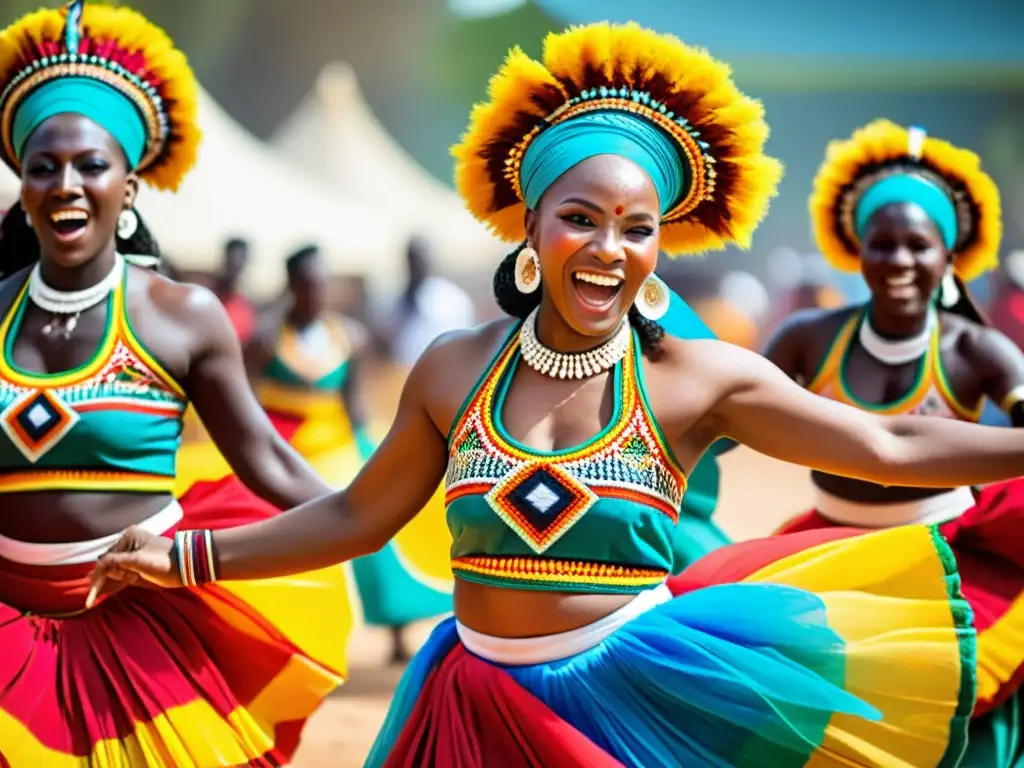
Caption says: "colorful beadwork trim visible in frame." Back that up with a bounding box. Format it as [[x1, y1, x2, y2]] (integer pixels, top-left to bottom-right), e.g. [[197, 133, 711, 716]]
[[174, 529, 217, 587], [0, 58, 165, 174], [0, 469, 174, 494], [452, 555, 667, 589], [447, 480, 680, 523], [447, 330, 686, 502], [0, 388, 79, 463], [458, 331, 639, 464], [444, 327, 688, 562], [483, 461, 598, 554], [504, 89, 716, 222]]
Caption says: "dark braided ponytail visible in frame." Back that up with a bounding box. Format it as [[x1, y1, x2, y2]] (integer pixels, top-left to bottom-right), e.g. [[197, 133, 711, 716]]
[[493, 241, 666, 355], [0, 201, 161, 279]]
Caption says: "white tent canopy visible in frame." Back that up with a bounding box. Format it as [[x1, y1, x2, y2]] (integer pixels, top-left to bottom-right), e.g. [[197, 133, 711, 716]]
[[271, 63, 505, 273], [0, 89, 405, 299], [137, 88, 405, 298]]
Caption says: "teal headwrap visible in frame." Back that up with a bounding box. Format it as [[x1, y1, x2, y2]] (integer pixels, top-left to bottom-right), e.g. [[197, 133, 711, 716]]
[[854, 174, 957, 249], [520, 111, 689, 214], [12, 77, 146, 168]]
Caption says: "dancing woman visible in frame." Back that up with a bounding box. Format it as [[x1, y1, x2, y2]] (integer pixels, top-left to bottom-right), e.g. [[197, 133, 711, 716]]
[[247, 245, 452, 661], [768, 119, 1024, 766], [0, 3, 347, 764], [91, 23, 1024, 767]]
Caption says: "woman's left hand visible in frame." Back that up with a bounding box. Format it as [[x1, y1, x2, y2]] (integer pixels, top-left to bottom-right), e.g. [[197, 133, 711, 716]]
[[86, 527, 180, 607]]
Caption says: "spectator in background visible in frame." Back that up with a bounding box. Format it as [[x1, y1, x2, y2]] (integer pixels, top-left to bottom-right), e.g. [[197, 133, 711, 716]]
[[215, 237, 256, 344], [384, 235, 475, 365], [243, 245, 452, 663]]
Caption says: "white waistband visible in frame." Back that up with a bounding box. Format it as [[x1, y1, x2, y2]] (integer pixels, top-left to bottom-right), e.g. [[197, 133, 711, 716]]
[[814, 485, 974, 528], [456, 582, 672, 665], [0, 501, 183, 566]]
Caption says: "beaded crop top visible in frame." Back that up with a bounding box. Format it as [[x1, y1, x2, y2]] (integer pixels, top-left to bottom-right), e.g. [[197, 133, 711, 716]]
[[258, 316, 351, 418], [445, 325, 688, 595], [807, 310, 983, 422], [0, 269, 186, 494]]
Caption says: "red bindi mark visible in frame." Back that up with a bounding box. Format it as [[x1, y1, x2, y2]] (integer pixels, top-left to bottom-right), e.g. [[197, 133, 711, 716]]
[[614, 205, 624, 216]]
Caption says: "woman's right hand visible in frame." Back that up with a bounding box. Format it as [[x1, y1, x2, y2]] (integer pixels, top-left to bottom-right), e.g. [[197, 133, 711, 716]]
[[86, 527, 181, 607]]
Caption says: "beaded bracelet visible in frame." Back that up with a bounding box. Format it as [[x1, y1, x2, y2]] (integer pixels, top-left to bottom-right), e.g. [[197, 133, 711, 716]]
[[173, 529, 218, 587]]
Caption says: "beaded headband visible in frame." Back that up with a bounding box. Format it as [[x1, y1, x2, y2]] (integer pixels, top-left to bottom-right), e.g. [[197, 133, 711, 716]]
[[0, 0, 199, 191], [810, 119, 1001, 282], [452, 22, 783, 256]]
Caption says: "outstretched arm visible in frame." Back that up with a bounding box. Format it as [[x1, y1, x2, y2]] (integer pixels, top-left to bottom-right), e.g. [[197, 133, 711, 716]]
[[88, 342, 450, 596], [705, 343, 1024, 487], [212, 354, 448, 580]]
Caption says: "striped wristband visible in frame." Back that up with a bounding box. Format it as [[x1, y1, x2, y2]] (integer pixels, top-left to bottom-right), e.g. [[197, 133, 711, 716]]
[[174, 529, 218, 587]]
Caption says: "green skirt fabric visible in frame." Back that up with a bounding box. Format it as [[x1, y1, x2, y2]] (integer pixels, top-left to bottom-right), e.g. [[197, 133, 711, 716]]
[[965, 694, 1024, 767]]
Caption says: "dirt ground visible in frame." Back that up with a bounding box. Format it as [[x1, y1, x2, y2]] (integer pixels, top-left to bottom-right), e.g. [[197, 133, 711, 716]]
[[291, 447, 816, 767]]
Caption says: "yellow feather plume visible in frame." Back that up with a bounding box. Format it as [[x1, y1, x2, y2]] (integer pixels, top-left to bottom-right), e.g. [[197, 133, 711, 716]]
[[452, 22, 782, 257], [0, 2, 199, 191], [810, 119, 1001, 282]]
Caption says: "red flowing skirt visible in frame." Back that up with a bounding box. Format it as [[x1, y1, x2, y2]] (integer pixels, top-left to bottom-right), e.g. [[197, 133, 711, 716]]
[[776, 478, 1024, 717], [0, 478, 348, 767]]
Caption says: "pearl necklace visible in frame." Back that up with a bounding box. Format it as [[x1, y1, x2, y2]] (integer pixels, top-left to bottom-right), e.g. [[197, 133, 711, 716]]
[[29, 252, 124, 338], [858, 307, 936, 365], [519, 307, 630, 379]]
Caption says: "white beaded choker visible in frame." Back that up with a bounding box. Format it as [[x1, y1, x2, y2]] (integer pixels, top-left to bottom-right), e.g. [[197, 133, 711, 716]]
[[858, 307, 936, 365], [519, 307, 630, 379], [28, 252, 124, 338]]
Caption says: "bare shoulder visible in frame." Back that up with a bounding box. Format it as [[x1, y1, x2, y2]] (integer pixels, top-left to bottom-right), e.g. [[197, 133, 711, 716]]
[[126, 267, 237, 358], [652, 334, 758, 380], [639, 336, 772, 459], [643, 336, 739, 409], [943, 312, 1024, 376], [140, 270, 222, 322], [411, 317, 516, 432], [762, 305, 858, 379], [650, 334, 797, 400], [416, 317, 515, 379]]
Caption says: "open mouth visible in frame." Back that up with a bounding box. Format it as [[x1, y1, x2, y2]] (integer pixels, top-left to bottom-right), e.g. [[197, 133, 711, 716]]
[[882, 272, 918, 300], [572, 270, 624, 310], [48, 208, 89, 241]]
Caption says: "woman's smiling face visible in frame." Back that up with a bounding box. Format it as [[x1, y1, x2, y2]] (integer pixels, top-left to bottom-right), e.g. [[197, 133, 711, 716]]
[[526, 154, 661, 339]]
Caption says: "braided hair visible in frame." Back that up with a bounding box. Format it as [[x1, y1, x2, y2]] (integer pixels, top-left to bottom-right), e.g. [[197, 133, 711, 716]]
[[0, 200, 160, 279], [493, 242, 665, 355]]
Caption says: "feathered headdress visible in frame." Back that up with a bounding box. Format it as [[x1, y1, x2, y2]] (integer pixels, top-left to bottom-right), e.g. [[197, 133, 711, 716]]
[[452, 22, 782, 256], [810, 119, 1001, 282], [0, 0, 199, 191]]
